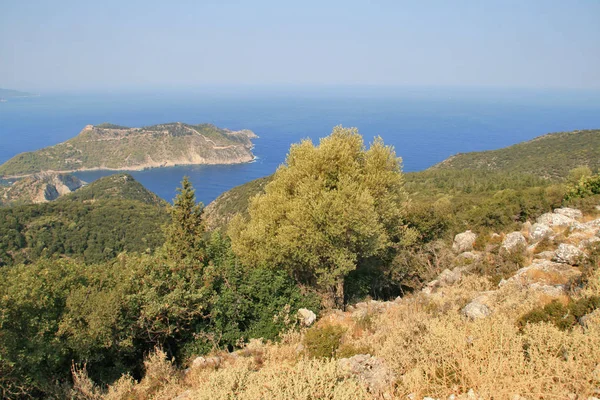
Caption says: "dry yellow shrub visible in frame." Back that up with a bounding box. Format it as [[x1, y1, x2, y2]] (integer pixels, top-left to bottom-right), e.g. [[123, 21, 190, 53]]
[[103, 269, 600, 400]]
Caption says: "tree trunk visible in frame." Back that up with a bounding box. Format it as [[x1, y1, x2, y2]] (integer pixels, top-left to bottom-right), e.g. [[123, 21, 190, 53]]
[[334, 278, 345, 310], [323, 278, 345, 310]]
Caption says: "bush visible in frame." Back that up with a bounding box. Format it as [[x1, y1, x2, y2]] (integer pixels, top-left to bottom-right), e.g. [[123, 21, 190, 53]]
[[518, 297, 600, 331], [303, 325, 346, 359]]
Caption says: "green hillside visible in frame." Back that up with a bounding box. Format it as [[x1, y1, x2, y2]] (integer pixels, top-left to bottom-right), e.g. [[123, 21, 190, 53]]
[[433, 129, 600, 179], [0, 174, 168, 267], [205, 129, 600, 233], [61, 173, 166, 206], [0, 122, 257, 177]]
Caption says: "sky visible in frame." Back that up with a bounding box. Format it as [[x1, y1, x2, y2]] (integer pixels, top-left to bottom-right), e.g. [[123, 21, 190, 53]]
[[1, 0, 599, 91]]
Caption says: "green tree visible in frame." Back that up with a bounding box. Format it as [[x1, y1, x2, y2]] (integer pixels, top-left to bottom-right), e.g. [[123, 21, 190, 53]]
[[164, 176, 206, 265], [229, 126, 411, 308]]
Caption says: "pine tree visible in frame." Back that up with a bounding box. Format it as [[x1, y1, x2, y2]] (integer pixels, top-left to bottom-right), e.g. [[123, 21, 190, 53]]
[[164, 176, 205, 265]]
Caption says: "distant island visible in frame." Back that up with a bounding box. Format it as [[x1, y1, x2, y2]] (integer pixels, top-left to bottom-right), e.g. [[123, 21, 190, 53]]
[[0, 122, 258, 177], [0, 88, 36, 102]]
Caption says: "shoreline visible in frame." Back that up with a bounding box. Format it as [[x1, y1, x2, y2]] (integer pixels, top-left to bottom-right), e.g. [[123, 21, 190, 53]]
[[0, 155, 258, 180]]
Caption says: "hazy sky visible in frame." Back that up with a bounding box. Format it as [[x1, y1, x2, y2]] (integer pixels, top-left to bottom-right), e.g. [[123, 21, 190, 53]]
[[1, 0, 599, 91]]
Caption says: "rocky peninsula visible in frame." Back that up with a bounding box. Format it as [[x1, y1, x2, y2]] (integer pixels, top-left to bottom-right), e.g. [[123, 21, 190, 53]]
[[0, 122, 258, 178]]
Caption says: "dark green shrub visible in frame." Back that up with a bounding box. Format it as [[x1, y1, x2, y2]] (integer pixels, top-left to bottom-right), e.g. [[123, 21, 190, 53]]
[[518, 296, 600, 331], [303, 325, 346, 359]]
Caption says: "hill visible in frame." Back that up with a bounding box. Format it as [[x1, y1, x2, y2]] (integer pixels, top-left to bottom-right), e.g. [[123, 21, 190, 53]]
[[204, 129, 600, 232], [0, 174, 168, 266], [0, 88, 35, 101], [0, 173, 84, 207], [60, 173, 166, 206], [0, 122, 258, 177], [432, 129, 600, 179], [204, 176, 271, 230]]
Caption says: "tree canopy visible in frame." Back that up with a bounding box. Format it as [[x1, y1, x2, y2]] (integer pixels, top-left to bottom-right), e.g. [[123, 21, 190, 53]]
[[229, 126, 412, 308]]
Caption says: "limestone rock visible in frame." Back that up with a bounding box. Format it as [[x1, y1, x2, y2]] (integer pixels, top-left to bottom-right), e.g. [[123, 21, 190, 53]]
[[580, 237, 600, 250], [438, 268, 462, 286], [530, 223, 553, 243], [533, 250, 555, 260], [509, 259, 582, 287], [297, 308, 317, 326], [501, 232, 527, 253], [537, 212, 576, 228], [191, 355, 221, 369], [554, 207, 583, 220], [453, 230, 477, 253], [462, 300, 492, 320], [553, 243, 586, 265], [337, 354, 395, 394]]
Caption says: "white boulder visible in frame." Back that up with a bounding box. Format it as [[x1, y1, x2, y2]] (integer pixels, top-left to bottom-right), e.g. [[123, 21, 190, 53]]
[[530, 223, 553, 243], [501, 232, 527, 253], [537, 212, 576, 228], [453, 230, 477, 254], [553, 243, 586, 265], [553, 207, 583, 221], [297, 308, 317, 326], [462, 301, 492, 320]]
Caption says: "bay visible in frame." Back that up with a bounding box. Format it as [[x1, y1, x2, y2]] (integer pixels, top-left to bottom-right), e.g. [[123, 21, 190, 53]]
[[1, 86, 599, 205]]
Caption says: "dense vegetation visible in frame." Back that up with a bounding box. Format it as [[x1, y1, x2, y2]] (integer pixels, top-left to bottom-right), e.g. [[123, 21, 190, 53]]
[[0, 122, 256, 177], [0, 177, 318, 398], [433, 129, 600, 179], [63, 173, 166, 206], [2, 126, 600, 398], [0, 175, 168, 266]]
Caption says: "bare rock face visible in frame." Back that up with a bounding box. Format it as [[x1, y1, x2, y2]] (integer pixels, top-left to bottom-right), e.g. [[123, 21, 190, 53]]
[[530, 223, 554, 243], [553, 207, 583, 221], [462, 301, 492, 320], [533, 250, 555, 260], [553, 243, 586, 265], [297, 308, 317, 327], [337, 354, 395, 394], [506, 259, 582, 288], [571, 219, 600, 236], [423, 267, 464, 294], [453, 230, 477, 254], [501, 232, 527, 253], [537, 212, 576, 228]]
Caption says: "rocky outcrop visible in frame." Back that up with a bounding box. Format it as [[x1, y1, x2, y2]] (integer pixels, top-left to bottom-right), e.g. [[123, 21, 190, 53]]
[[553, 243, 586, 265], [423, 267, 464, 294], [503, 259, 582, 290], [530, 223, 554, 243], [554, 207, 583, 220], [453, 230, 477, 254], [501, 232, 526, 253], [0, 173, 84, 206], [537, 212, 576, 227], [337, 354, 395, 394]]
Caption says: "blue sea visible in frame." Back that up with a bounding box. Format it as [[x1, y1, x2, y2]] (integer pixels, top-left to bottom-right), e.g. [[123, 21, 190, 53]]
[[1, 86, 600, 205]]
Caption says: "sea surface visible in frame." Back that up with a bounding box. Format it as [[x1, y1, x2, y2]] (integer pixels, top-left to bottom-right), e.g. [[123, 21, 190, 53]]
[[1, 86, 600, 205]]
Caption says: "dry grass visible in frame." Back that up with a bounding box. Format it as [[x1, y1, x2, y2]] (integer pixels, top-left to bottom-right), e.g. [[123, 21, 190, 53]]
[[98, 273, 600, 400]]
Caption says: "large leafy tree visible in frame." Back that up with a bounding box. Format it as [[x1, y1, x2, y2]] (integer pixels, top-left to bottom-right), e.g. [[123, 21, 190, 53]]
[[229, 126, 411, 308]]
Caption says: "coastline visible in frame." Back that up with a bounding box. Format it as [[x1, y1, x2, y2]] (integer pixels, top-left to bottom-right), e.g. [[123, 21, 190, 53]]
[[0, 155, 258, 180]]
